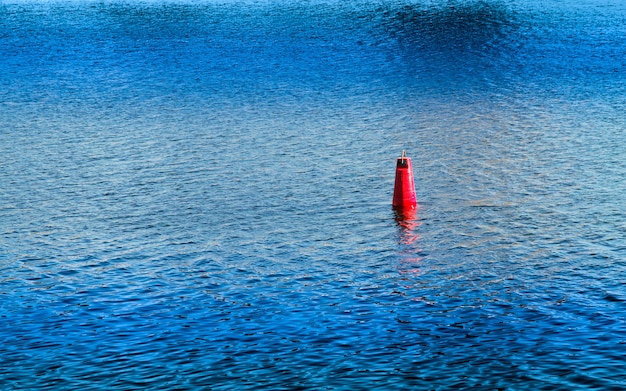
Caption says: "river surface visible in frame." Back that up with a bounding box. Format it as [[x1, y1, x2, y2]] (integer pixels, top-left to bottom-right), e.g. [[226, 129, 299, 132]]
[[2, 0, 626, 389]]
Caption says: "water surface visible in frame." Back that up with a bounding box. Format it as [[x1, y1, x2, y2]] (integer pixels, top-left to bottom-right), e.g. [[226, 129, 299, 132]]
[[2, 0, 626, 389]]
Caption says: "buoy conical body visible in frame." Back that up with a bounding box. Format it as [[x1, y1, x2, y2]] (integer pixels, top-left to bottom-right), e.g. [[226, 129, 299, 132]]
[[392, 152, 417, 209]]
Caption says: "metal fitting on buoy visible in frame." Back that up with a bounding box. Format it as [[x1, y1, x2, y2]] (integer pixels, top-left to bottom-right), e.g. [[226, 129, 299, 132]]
[[392, 151, 417, 209]]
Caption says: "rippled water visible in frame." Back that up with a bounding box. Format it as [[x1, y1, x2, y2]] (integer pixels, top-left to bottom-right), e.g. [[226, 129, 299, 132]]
[[2, 0, 626, 389]]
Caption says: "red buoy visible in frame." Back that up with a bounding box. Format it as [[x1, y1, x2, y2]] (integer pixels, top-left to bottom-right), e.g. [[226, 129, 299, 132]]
[[392, 151, 417, 209]]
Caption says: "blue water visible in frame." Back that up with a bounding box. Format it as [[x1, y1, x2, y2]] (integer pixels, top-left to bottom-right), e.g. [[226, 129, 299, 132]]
[[2, 0, 626, 389]]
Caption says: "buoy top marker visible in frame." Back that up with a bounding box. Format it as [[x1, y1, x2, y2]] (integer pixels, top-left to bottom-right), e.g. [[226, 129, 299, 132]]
[[392, 150, 417, 209]]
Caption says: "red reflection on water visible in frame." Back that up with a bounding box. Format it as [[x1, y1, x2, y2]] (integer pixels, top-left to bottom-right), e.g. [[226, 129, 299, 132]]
[[399, 264, 423, 277], [393, 205, 420, 245], [394, 205, 423, 279]]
